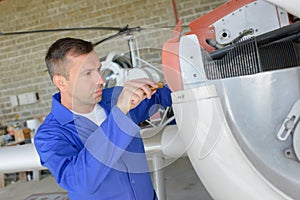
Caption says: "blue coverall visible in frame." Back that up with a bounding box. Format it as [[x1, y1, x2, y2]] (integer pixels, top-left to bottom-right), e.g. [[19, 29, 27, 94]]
[[34, 86, 172, 200]]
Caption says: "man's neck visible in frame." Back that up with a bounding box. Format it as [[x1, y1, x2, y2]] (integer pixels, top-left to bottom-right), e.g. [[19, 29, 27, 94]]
[[71, 104, 96, 114], [61, 94, 96, 114]]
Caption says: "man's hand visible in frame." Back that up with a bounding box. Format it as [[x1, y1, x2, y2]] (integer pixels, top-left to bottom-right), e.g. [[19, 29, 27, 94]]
[[117, 78, 160, 114]]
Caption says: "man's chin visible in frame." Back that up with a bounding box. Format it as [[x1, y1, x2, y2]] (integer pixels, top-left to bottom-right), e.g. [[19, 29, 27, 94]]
[[95, 96, 102, 103]]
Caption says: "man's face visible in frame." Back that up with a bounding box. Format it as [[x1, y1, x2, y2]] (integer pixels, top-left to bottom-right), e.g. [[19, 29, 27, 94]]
[[64, 51, 104, 112]]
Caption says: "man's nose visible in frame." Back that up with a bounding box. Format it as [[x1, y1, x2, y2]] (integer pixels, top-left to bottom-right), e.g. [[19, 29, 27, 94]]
[[96, 71, 105, 85]]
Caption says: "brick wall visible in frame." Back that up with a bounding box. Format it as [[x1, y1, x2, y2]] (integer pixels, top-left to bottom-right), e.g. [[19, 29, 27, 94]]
[[0, 0, 226, 124]]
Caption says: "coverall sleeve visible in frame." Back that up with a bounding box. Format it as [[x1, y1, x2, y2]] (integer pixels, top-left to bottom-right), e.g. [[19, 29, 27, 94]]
[[34, 106, 140, 195], [128, 86, 173, 124]]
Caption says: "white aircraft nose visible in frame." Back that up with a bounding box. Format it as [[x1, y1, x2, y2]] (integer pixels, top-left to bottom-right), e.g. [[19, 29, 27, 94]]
[[265, 0, 300, 18]]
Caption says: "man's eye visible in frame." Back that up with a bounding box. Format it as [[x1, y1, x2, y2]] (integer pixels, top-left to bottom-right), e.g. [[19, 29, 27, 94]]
[[85, 71, 91, 76]]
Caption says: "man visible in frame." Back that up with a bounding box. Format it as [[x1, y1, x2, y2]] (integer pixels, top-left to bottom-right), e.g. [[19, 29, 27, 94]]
[[34, 37, 173, 200]]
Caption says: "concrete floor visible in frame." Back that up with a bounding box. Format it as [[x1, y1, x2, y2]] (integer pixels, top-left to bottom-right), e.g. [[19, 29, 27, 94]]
[[0, 157, 213, 200], [0, 171, 65, 200], [164, 157, 213, 200]]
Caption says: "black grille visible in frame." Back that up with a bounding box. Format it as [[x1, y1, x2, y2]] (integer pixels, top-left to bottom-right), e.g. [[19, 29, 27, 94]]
[[205, 38, 260, 79], [259, 40, 298, 71]]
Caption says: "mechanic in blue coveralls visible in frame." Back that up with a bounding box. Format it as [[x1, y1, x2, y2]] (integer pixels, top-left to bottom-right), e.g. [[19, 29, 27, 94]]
[[34, 37, 173, 200]]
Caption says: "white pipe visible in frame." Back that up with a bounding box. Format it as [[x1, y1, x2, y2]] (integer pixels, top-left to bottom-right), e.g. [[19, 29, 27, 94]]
[[0, 143, 45, 173], [152, 155, 167, 200], [161, 125, 186, 158]]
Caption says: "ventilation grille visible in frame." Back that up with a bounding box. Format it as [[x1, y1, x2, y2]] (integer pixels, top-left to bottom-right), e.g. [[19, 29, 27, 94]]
[[259, 40, 298, 71], [204, 38, 299, 80]]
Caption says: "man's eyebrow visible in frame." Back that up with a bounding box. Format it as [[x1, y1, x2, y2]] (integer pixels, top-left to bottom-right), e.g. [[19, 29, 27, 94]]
[[79, 66, 93, 74], [79, 64, 101, 73]]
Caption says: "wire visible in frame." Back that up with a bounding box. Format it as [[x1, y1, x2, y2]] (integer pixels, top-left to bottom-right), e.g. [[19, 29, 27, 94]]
[[0, 26, 124, 36], [93, 26, 141, 46]]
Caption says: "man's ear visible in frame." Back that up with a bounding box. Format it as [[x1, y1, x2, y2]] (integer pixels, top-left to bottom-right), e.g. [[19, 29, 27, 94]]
[[53, 75, 67, 91]]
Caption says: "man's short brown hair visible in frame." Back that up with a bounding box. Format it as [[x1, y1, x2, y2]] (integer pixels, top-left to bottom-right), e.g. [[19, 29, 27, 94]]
[[45, 37, 94, 80]]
